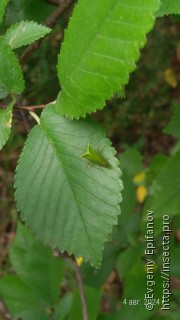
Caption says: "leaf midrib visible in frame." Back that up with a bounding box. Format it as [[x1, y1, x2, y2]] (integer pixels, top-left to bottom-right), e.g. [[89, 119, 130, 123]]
[[40, 122, 95, 260]]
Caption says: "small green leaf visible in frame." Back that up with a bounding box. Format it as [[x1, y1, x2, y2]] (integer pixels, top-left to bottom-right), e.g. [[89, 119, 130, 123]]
[[0, 0, 9, 25], [15, 104, 122, 267], [0, 36, 24, 98], [0, 103, 13, 150], [5, 21, 51, 50], [80, 143, 111, 168], [157, 0, 180, 17]]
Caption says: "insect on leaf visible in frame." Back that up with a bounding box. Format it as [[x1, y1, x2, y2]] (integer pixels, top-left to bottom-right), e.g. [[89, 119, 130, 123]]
[[80, 143, 111, 168]]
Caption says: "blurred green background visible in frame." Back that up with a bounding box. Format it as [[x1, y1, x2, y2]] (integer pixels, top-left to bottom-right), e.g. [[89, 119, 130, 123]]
[[0, 1, 180, 319]]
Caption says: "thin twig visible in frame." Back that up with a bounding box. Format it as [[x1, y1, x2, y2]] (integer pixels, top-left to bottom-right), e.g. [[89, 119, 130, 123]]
[[0, 299, 12, 320], [14, 104, 47, 112], [74, 260, 88, 320], [20, 0, 76, 65]]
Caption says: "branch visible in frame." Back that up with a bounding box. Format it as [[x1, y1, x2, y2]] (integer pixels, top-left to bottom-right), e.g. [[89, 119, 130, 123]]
[[14, 104, 47, 112], [20, 0, 76, 65], [53, 250, 88, 320], [0, 299, 12, 320], [74, 260, 88, 320]]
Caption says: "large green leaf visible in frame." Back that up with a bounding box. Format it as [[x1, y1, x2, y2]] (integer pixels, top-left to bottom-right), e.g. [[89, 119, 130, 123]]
[[157, 0, 180, 17], [0, 36, 24, 98], [150, 152, 180, 217], [56, 0, 160, 118], [0, 103, 13, 150], [5, 21, 51, 50], [15, 105, 122, 267], [9, 223, 65, 306], [0, 0, 9, 25]]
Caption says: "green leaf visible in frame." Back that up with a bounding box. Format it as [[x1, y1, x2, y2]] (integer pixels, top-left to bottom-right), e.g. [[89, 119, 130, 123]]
[[150, 152, 180, 217], [0, 0, 9, 25], [146, 154, 168, 186], [163, 105, 180, 140], [0, 36, 24, 98], [5, 21, 51, 50], [122, 262, 162, 317], [157, 0, 180, 17], [82, 243, 120, 288], [6, 0, 54, 24], [112, 171, 138, 245], [15, 105, 122, 267], [54, 293, 73, 320], [57, 0, 160, 118], [116, 246, 142, 279], [9, 222, 65, 306], [70, 286, 102, 320], [0, 275, 48, 320], [0, 103, 13, 150], [169, 247, 180, 277], [120, 148, 144, 176]]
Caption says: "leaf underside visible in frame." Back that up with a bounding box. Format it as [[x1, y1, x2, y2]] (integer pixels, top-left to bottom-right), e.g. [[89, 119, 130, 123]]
[[15, 105, 122, 267], [57, 0, 160, 118], [0, 36, 24, 99], [5, 21, 51, 50]]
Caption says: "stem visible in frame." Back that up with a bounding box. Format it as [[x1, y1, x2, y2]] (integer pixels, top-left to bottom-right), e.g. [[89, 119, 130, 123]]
[[15, 104, 47, 111], [74, 260, 88, 320], [29, 111, 40, 124], [20, 0, 76, 65]]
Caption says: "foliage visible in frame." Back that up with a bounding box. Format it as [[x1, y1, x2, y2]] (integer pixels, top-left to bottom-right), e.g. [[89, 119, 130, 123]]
[[0, 37, 24, 99], [0, 0, 9, 25], [0, 223, 65, 320], [57, 0, 160, 118], [163, 105, 180, 139], [15, 105, 122, 267], [157, 0, 180, 17], [0, 0, 180, 319], [5, 21, 50, 49], [0, 102, 13, 149]]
